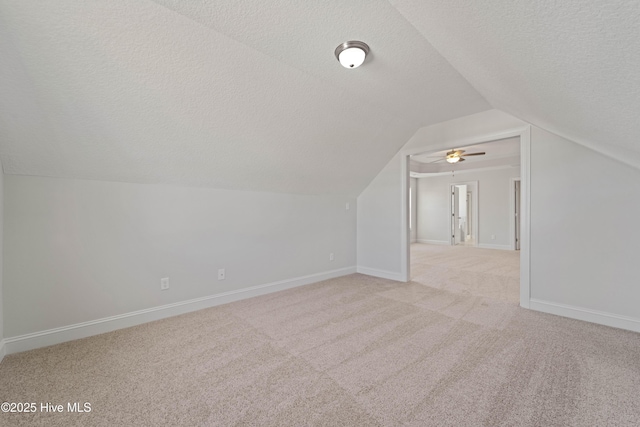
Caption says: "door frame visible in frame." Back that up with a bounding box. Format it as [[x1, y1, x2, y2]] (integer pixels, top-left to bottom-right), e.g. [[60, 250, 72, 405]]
[[509, 178, 521, 250], [401, 126, 531, 309], [449, 181, 479, 246]]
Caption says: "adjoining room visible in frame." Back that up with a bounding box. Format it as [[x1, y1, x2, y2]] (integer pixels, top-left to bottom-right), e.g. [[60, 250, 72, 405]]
[[409, 137, 521, 304]]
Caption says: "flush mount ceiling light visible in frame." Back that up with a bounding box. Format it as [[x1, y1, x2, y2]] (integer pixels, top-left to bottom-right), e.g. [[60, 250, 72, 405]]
[[335, 41, 369, 69]]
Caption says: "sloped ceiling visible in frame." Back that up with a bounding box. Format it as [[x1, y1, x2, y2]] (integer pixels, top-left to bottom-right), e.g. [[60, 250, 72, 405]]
[[0, 1, 489, 195], [391, 0, 640, 169]]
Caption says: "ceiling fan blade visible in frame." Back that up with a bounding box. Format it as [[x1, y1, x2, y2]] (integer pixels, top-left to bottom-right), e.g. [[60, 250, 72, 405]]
[[447, 149, 465, 156], [458, 157, 466, 162], [462, 152, 486, 157]]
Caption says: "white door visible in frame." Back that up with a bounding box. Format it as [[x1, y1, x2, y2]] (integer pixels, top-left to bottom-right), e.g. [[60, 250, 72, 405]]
[[466, 191, 472, 240], [457, 185, 467, 243], [450, 186, 456, 245], [515, 180, 521, 250], [451, 186, 461, 245]]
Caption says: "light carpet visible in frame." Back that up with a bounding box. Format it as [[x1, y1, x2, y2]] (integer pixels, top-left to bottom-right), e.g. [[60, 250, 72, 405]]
[[411, 243, 520, 304], [1, 250, 639, 425]]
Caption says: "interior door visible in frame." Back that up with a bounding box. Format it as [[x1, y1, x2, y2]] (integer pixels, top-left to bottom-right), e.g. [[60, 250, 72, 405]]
[[457, 185, 467, 242], [515, 180, 521, 250], [452, 186, 460, 245], [466, 191, 472, 240]]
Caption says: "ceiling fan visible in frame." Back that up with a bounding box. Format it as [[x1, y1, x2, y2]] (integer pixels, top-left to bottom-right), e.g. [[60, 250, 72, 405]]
[[441, 149, 485, 164]]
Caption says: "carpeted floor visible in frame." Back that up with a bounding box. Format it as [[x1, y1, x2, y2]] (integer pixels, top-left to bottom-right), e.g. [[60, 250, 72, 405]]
[[1, 245, 639, 426], [410, 243, 520, 304]]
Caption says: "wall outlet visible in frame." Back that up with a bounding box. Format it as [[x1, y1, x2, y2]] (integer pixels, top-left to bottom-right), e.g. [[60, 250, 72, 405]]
[[491, 234, 496, 240], [218, 268, 225, 280], [346, 202, 350, 211], [160, 277, 170, 290], [329, 253, 334, 261]]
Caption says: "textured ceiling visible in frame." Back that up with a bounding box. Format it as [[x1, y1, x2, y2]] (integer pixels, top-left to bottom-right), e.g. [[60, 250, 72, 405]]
[[391, 0, 640, 169], [0, 1, 489, 195], [411, 137, 520, 175]]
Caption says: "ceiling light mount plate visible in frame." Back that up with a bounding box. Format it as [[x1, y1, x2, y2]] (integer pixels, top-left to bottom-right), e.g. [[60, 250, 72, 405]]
[[335, 41, 370, 69]]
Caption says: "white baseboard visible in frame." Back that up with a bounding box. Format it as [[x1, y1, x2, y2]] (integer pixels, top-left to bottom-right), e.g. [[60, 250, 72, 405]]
[[4, 266, 356, 355], [416, 239, 449, 245], [356, 266, 404, 282], [0, 339, 6, 364], [477, 243, 512, 251], [529, 298, 640, 333]]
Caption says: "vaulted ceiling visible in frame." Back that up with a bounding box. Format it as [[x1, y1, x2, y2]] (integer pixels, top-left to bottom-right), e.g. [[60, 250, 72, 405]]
[[392, 0, 640, 169], [0, 1, 638, 196]]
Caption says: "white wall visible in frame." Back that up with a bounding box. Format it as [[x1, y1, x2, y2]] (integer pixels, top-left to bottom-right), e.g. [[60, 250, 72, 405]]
[[357, 155, 404, 280], [4, 175, 356, 339], [358, 108, 640, 331], [404, 110, 528, 152], [417, 167, 520, 247], [530, 127, 640, 320], [417, 175, 447, 244]]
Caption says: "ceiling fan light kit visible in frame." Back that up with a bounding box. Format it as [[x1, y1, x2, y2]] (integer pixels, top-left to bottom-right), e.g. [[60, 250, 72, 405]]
[[446, 154, 461, 163], [444, 149, 485, 164]]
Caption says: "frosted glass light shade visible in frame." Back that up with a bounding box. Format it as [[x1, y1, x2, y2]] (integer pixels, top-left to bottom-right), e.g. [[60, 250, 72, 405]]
[[339, 47, 366, 68], [446, 155, 461, 164], [335, 41, 370, 69]]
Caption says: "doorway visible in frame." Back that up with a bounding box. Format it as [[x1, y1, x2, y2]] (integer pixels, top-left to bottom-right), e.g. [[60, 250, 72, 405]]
[[510, 178, 521, 250], [450, 181, 478, 246], [402, 126, 531, 308]]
